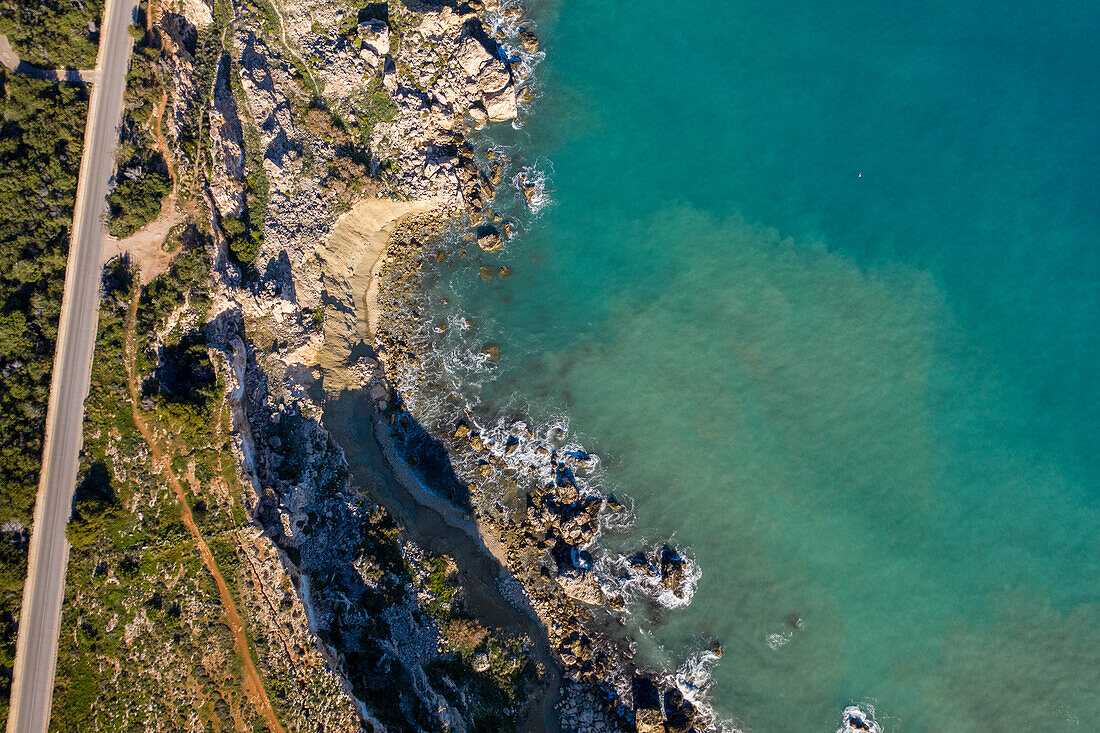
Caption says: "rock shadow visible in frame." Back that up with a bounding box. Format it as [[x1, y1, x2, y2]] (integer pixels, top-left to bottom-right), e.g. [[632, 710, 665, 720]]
[[207, 307, 558, 732]]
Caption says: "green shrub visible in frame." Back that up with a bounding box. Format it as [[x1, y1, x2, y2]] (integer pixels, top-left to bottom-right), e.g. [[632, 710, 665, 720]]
[[0, 73, 89, 725], [0, 0, 104, 68]]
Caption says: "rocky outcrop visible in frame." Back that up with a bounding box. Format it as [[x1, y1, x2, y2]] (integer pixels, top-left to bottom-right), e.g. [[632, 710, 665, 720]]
[[208, 56, 246, 220], [368, 2, 531, 204], [660, 545, 687, 598], [519, 27, 539, 53], [557, 568, 603, 605]]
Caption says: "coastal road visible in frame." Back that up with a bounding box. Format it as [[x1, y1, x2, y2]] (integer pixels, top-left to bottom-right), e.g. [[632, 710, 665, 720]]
[[6, 0, 139, 730]]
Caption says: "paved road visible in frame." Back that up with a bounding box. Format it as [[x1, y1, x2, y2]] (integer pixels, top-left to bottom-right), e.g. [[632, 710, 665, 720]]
[[6, 0, 139, 730]]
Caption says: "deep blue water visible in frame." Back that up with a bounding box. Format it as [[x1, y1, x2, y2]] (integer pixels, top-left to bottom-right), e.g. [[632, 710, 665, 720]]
[[419, 0, 1100, 729]]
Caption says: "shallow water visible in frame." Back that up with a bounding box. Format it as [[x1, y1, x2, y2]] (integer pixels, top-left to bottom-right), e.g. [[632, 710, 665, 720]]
[[418, 0, 1100, 729]]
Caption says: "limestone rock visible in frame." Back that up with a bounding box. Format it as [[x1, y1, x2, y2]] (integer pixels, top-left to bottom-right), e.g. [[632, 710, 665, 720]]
[[663, 689, 696, 733], [457, 35, 496, 77], [519, 27, 539, 53], [635, 709, 666, 733], [477, 58, 512, 95], [358, 19, 390, 56], [209, 57, 246, 220], [557, 568, 603, 605], [468, 104, 488, 128], [476, 225, 503, 251], [483, 84, 518, 122], [633, 676, 665, 733], [660, 544, 686, 597]]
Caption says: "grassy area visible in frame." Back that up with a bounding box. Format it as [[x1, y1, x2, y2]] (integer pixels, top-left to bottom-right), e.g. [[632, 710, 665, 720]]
[[51, 243, 266, 732], [0, 0, 103, 68], [0, 71, 89, 728]]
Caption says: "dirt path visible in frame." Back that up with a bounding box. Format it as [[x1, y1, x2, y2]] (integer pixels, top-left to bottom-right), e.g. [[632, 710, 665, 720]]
[[123, 292, 286, 733]]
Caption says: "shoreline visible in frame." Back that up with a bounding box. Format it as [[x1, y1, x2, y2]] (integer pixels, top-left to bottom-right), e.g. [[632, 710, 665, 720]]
[[317, 199, 562, 731], [368, 215, 716, 731], [205, 0, 720, 726]]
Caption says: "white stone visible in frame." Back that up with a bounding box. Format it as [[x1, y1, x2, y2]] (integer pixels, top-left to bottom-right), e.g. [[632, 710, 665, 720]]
[[483, 85, 518, 122]]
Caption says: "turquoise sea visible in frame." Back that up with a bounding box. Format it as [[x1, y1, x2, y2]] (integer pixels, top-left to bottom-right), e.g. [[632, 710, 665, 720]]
[[419, 0, 1100, 729]]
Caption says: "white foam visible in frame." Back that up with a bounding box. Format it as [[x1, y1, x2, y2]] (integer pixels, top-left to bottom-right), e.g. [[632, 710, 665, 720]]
[[513, 162, 553, 215], [765, 631, 792, 650], [597, 543, 701, 610], [836, 704, 884, 733], [661, 649, 739, 733]]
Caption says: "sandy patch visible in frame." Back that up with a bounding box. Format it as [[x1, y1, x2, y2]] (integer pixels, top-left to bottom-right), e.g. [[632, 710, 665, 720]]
[[100, 195, 184, 284], [319, 197, 441, 384]]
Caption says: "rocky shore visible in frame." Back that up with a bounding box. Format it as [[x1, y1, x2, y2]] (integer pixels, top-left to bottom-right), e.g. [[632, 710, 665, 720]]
[[149, 0, 722, 726], [370, 214, 718, 733]]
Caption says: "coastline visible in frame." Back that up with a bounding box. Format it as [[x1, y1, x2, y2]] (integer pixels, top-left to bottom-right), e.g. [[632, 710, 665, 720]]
[[203, 0, 719, 726], [364, 213, 718, 731], [316, 200, 564, 730]]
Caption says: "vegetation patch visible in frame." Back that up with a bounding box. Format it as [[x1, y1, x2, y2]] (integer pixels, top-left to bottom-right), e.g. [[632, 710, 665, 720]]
[[0, 71, 89, 727], [105, 12, 172, 238], [0, 0, 104, 68], [51, 255, 259, 732]]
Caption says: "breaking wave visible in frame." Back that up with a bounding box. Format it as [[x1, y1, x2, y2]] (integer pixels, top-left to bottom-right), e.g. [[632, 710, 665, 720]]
[[596, 542, 702, 610], [512, 161, 553, 216]]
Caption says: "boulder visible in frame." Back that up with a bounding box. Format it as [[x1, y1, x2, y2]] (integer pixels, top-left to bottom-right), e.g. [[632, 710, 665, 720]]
[[357, 19, 389, 68], [663, 689, 695, 733], [477, 57, 512, 94], [483, 85, 518, 122], [477, 225, 503, 251], [660, 545, 686, 597], [520, 178, 540, 207], [633, 676, 665, 733], [358, 19, 390, 55], [468, 104, 489, 128], [557, 568, 603, 605], [519, 27, 539, 53], [628, 551, 654, 576], [457, 34, 495, 77]]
